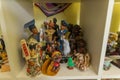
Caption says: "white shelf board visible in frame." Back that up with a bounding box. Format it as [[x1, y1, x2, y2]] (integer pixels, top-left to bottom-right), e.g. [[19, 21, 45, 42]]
[[17, 64, 98, 79], [102, 64, 120, 79], [0, 72, 12, 79]]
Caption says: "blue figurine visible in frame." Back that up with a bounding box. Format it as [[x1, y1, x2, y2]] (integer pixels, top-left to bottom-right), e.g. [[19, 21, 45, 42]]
[[57, 20, 68, 55], [24, 20, 40, 42]]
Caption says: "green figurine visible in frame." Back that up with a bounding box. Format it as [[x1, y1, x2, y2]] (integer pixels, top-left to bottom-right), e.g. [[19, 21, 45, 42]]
[[67, 57, 74, 70]]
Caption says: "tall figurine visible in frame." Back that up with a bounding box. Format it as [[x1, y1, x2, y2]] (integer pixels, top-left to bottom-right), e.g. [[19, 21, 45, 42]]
[[53, 18, 59, 32], [24, 20, 40, 42], [57, 20, 68, 54]]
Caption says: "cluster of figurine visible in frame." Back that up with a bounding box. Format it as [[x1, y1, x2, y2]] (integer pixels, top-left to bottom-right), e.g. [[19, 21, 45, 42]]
[[0, 36, 10, 72], [20, 18, 90, 77], [106, 32, 120, 56]]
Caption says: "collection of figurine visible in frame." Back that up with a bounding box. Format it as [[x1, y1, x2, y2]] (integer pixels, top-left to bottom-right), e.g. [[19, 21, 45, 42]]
[[106, 32, 120, 56], [0, 36, 10, 72], [104, 32, 120, 70], [20, 18, 91, 77]]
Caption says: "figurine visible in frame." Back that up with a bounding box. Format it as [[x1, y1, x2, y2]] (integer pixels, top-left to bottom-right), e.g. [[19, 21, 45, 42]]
[[45, 20, 55, 43], [20, 39, 41, 77], [53, 18, 59, 32], [24, 20, 40, 42], [103, 57, 112, 71], [27, 58, 41, 77], [106, 32, 118, 56], [74, 53, 90, 71], [67, 57, 74, 70], [0, 38, 10, 72], [57, 20, 69, 54]]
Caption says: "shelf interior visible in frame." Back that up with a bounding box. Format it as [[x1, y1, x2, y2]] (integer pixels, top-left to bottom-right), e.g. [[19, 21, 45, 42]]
[[17, 64, 97, 79]]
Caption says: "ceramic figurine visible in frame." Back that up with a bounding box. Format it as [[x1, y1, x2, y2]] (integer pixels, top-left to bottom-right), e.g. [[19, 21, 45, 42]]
[[27, 58, 41, 77], [41, 51, 61, 76], [20, 39, 41, 77], [57, 20, 68, 54], [53, 18, 59, 32], [106, 32, 118, 56], [24, 20, 40, 42], [45, 20, 55, 43], [103, 57, 112, 71], [116, 32, 120, 54], [0, 38, 10, 72], [67, 57, 74, 70], [74, 53, 90, 71]]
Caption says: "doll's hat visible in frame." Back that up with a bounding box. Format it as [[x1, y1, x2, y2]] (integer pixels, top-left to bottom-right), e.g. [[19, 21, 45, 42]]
[[24, 19, 36, 31], [61, 20, 68, 27]]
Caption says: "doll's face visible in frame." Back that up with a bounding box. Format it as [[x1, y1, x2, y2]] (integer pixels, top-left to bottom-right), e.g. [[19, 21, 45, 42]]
[[61, 25, 66, 30], [32, 27, 38, 34], [49, 20, 54, 28]]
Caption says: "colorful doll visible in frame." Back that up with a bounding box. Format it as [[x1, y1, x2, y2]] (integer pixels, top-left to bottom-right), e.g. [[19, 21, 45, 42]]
[[24, 20, 40, 42], [27, 58, 41, 77], [57, 20, 68, 54], [45, 20, 55, 43], [20, 39, 41, 77], [53, 18, 59, 31]]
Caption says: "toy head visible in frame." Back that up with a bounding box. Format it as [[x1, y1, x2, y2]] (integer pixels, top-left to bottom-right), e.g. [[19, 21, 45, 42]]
[[53, 18, 57, 24], [48, 20, 54, 28], [24, 20, 38, 34], [61, 20, 68, 30]]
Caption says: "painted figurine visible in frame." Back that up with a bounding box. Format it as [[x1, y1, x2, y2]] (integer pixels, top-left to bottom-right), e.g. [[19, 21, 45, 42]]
[[27, 58, 41, 77], [24, 20, 40, 42], [67, 57, 74, 70], [57, 20, 68, 54]]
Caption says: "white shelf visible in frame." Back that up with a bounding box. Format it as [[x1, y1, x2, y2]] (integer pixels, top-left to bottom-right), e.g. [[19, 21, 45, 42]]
[[0, 72, 12, 79], [102, 64, 120, 79], [17, 64, 98, 79]]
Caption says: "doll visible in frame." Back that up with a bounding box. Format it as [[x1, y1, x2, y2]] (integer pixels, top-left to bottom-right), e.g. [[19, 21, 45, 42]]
[[27, 58, 41, 77], [57, 20, 69, 54], [24, 20, 40, 42], [106, 32, 118, 56], [45, 20, 55, 43], [53, 18, 59, 32]]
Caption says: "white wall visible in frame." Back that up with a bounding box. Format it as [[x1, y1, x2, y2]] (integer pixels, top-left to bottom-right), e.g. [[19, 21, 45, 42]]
[[0, 0, 33, 76]]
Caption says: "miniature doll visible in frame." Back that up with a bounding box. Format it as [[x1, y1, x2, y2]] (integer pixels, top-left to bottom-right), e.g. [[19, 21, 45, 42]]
[[57, 20, 69, 54], [50, 51, 61, 73], [45, 20, 55, 43], [27, 58, 41, 77], [116, 32, 120, 54], [106, 32, 118, 56], [67, 57, 74, 70], [24, 20, 40, 42], [53, 18, 59, 32], [74, 53, 90, 71]]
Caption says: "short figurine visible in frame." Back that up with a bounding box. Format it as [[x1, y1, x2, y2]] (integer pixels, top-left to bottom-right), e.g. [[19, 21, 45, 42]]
[[67, 57, 74, 70], [27, 59, 41, 77], [74, 53, 90, 71]]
